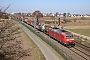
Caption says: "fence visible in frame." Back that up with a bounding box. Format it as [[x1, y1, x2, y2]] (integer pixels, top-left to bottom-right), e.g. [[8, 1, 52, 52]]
[[11, 18, 72, 60]]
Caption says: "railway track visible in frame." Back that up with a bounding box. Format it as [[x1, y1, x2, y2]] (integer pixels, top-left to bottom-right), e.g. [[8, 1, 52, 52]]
[[69, 41, 90, 60], [75, 41, 90, 52]]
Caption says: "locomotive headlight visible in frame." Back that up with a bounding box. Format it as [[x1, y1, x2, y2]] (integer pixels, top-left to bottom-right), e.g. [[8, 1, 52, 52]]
[[71, 39, 74, 40], [67, 39, 69, 41]]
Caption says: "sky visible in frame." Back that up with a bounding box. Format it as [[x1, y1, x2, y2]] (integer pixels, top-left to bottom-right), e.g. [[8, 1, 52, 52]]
[[0, 0, 90, 14]]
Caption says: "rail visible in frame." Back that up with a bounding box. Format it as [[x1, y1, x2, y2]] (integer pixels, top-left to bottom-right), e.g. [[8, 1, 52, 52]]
[[69, 41, 90, 60]]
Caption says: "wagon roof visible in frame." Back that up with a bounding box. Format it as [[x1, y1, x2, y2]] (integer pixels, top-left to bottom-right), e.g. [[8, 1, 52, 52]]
[[50, 27, 72, 35]]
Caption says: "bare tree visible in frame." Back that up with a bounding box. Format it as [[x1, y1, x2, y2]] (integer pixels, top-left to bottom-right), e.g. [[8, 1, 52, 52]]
[[55, 12, 59, 17], [63, 13, 67, 23], [32, 10, 43, 19], [0, 12, 9, 19], [0, 20, 32, 60]]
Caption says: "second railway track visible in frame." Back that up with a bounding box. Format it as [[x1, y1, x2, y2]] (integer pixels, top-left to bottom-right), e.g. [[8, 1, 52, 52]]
[[69, 47, 90, 60], [69, 41, 90, 60]]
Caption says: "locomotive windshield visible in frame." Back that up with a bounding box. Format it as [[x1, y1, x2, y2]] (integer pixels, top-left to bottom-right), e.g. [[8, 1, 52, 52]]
[[66, 35, 73, 38]]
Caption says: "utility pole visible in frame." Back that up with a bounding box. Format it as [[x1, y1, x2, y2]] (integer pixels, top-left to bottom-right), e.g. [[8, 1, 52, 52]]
[[34, 15, 37, 29], [54, 16, 56, 27], [34, 12, 38, 28], [21, 17, 23, 23], [0, 7, 4, 12], [58, 17, 60, 26]]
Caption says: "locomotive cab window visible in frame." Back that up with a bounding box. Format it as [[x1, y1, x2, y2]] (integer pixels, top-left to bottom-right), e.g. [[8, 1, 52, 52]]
[[66, 35, 73, 38]]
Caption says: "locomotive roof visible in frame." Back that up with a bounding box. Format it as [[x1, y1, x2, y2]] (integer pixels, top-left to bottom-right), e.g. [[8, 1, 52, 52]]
[[50, 27, 72, 35]]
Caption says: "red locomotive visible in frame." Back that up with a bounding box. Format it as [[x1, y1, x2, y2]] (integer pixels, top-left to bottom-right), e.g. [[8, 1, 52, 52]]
[[48, 27, 75, 47]]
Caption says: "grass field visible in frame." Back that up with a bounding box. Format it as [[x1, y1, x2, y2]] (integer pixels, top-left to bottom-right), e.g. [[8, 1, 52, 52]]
[[15, 22, 46, 60], [63, 26, 90, 37], [66, 29, 90, 37]]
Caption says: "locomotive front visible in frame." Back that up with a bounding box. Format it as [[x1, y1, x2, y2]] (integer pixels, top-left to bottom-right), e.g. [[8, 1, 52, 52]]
[[63, 31, 75, 47]]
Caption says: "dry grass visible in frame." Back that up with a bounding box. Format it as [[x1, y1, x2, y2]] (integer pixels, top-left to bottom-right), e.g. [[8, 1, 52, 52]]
[[13, 21, 46, 60], [67, 29, 90, 37]]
